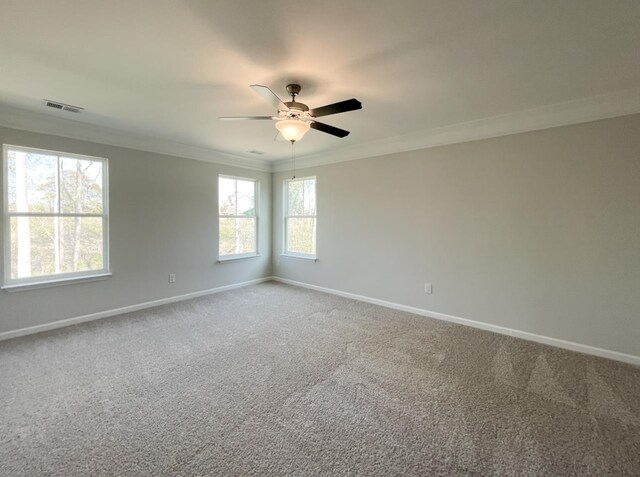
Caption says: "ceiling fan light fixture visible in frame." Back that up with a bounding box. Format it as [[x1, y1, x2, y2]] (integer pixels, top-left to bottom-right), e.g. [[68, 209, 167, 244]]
[[276, 119, 310, 142]]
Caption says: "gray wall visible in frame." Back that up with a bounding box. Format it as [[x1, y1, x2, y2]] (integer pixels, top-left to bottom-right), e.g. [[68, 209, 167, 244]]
[[2, 115, 639, 356], [273, 114, 640, 357], [0, 127, 272, 334]]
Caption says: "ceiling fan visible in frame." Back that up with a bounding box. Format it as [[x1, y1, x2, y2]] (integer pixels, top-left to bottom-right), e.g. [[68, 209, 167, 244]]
[[220, 84, 362, 142]]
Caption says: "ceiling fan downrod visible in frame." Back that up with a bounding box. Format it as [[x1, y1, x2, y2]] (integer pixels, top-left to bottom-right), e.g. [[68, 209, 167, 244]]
[[286, 83, 301, 101]]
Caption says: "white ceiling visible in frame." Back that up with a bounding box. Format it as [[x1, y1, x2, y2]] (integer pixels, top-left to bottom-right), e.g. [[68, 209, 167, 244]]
[[1, 0, 639, 165]]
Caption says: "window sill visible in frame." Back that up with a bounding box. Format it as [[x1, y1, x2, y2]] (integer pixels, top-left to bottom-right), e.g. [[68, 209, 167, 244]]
[[217, 254, 260, 263], [280, 254, 318, 262], [2, 273, 112, 292]]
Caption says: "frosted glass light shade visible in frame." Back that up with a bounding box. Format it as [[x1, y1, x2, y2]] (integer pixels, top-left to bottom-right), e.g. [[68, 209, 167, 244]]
[[276, 120, 310, 142]]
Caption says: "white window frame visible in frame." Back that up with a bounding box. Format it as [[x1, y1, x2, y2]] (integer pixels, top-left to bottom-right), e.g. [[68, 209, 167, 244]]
[[217, 174, 259, 262], [2, 144, 110, 289], [283, 176, 317, 260]]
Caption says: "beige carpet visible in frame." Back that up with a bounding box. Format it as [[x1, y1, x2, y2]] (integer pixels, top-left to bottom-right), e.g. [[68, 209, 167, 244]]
[[1, 282, 638, 476]]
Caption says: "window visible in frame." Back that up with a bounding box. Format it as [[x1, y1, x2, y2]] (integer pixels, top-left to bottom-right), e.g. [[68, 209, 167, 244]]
[[218, 175, 258, 259], [3, 145, 109, 287], [284, 176, 316, 258]]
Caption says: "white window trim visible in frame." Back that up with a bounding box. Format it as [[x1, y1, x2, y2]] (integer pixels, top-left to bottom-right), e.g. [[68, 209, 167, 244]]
[[280, 253, 318, 262], [2, 272, 112, 292], [283, 176, 317, 260], [217, 253, 260, 263], [2, 144, 110, 289], [217, 174, 259, 260]]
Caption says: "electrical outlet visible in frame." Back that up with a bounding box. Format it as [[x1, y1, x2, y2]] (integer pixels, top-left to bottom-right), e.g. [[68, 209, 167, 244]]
[[169, 273, 176, 283], [424, 283, 432, 294]]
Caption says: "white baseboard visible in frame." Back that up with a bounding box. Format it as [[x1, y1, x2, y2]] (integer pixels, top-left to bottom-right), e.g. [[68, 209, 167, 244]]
[[4, 275, 638, 367], [272, 277, 640, 367], [0, 276, 274, 342]]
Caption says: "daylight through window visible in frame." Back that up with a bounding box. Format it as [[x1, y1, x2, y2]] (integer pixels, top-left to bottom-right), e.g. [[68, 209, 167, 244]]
[[284, 177, 316, 257], [3, 145, 109, 286], [218, 176, 258, 258]]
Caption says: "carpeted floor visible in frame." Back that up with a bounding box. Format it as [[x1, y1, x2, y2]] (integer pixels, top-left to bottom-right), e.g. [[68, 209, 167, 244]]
[[1, 282, 639, 476]]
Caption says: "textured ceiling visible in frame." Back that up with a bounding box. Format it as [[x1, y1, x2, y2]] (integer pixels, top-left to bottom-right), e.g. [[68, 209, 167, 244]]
[[1, 0, 639, 162]]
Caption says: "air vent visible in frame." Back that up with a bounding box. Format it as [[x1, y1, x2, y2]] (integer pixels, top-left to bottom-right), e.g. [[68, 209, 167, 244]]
[[248, 150, 265, 155], [43, 99, 84, 113]]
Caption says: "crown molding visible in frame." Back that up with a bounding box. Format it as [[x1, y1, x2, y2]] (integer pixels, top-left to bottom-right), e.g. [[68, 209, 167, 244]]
[[272, 88, 640, 172], [0, 105, 271, 172], [2, 88, 639, 175]]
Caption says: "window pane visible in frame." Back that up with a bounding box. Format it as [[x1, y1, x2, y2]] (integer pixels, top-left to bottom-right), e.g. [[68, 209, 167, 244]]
[[7, 150, 58, 213], [10, 216, 56, 279], [287, 217, 316, 255], [60, 157, 104, 214], [219, 177, 237, 215], [219, 217, 256, 256], [10, 216, 104, 279], [236, 179, 255, 217], [59, 217, 104, 273], [287, 179, 316, 216], [302, 179, 316, 215], [287, 180, 304, 216]]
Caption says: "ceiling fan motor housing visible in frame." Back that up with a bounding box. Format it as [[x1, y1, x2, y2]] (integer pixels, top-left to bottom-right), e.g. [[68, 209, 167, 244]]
[[284, 84, 309, 113], [284, 101, 309, 112]]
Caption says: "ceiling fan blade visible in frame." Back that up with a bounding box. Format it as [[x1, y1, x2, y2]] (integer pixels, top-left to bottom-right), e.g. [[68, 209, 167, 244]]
[[310, 121, 350, 138], [310, 98, 362, 118], [250, 84, 289, 111], [219, 116, 277, 120]]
